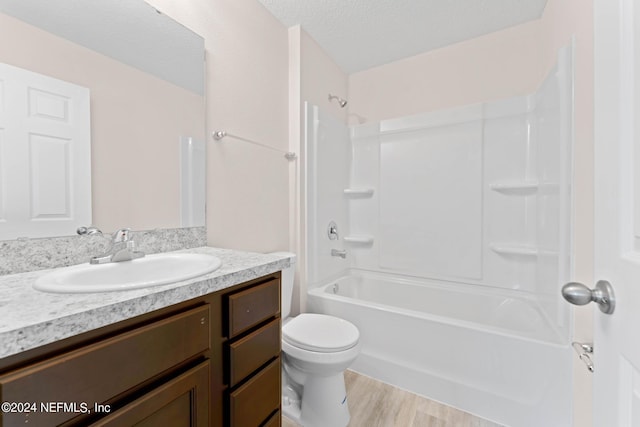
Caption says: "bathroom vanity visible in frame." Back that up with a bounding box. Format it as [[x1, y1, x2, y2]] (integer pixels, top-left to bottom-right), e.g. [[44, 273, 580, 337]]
[[0, 247, 289, 426]]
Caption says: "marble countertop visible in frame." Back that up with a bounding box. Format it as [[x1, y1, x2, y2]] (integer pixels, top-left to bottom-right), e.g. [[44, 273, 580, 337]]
[[0, 246, 292, 360]]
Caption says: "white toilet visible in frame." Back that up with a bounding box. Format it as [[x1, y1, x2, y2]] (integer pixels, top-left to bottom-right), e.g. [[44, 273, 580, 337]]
[[274, 252, 361, 427]]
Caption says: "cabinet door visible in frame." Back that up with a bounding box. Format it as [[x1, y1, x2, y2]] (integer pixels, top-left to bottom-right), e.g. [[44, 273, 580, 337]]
[[90, 361, 210, 427], [0, 305, 210, 427]]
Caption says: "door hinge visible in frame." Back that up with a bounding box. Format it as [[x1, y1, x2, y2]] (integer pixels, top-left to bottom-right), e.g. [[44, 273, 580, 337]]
[[572, 341, 594, 373]]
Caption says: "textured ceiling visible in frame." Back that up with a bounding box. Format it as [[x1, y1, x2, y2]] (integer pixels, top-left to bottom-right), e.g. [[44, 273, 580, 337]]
[[257, 0, 548, 73], [0, 0, 204, 94]]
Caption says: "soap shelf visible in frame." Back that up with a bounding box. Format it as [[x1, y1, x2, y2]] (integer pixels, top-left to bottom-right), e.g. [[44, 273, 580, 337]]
[[343, 235, 374, 245], [489, 181, 538, 195], [490, 244, 538, 257], [343, 188, 375, 198]]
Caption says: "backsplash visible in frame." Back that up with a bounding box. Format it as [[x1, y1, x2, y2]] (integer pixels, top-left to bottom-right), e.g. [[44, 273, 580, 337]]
[[0, 227, 206, 276]]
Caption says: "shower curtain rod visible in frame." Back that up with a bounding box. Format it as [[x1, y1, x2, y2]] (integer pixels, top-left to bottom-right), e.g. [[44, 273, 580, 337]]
[[212, 130, 297, 160]]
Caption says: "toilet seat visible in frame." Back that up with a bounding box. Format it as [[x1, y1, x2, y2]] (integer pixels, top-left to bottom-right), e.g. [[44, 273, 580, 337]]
[[282, 313, 359, 353]]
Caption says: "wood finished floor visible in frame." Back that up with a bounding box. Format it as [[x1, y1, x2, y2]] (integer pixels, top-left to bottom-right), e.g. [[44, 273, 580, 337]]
[[282, 370, 503, 427]]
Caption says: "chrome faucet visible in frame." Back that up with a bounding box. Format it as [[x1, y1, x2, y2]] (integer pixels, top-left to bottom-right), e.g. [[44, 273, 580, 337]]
[[331, 249, 347, 259], [90, 228, 145, 264]]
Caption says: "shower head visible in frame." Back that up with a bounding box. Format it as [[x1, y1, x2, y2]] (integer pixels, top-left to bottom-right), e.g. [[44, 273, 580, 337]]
[[328, 93, 348, 108]]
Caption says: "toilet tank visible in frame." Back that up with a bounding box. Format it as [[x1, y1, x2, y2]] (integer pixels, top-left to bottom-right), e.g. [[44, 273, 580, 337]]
[[269, 252, 296, 319]]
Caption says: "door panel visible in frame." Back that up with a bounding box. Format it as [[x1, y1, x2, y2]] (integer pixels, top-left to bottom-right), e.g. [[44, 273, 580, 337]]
[[0, 62, 90, 239], [29, 133, 72, 218], [594, 0, 640, 425]]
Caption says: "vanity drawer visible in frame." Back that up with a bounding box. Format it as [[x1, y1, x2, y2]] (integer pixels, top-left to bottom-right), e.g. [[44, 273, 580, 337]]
[[228, 357, 281, 426], [0, 305, 210, 427], [226, 278, 280, 338], [227, 318, 280, 387], [263, 410, 281, 427]]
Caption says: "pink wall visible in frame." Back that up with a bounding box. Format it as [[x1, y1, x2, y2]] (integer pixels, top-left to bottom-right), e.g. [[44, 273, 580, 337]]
[[348, 20, 543, 124], [0, 12, 204, 234], [300, 29, 349, 123], [289, 25, 349, 314], [2, 0, 293, 252], [147, 0, 291, 253]]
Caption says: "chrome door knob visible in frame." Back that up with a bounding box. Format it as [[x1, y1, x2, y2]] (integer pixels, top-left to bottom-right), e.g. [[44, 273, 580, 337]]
[[561, 280, 615, 315]]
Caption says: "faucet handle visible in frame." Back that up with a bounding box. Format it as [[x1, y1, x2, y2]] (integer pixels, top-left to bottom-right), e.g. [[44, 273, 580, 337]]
[[111, 228, 132, 243], [77, 226, 102, 236], [327, 221, 339, 240]]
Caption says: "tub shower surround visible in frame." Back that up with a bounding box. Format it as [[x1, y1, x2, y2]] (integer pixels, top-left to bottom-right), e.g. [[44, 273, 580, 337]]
[[305, 47, 574, 427], [0, 226, 206, 275]]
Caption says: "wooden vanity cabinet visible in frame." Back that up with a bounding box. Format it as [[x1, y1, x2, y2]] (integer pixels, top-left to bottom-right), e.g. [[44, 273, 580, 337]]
[[0, 272, 282, 427], [223, 277, 281, 426]]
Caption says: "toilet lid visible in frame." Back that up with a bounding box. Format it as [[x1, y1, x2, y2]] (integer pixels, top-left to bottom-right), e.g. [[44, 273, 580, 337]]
[[282, 313, 359, 353]]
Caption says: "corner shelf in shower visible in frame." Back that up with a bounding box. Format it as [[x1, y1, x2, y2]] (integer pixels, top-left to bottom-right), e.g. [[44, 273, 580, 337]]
[[343, 235, 374, 245], [489, 181, 539, 195], [489, 244, 538, 257], [343, 188, 375, 198]]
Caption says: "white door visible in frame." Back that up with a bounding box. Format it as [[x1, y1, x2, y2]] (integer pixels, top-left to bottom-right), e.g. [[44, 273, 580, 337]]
[[0, 62, 91, 240], [593, 0, 640, 425]]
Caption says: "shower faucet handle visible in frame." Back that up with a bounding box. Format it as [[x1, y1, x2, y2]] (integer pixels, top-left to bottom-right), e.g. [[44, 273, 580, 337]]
[[327, 221, 339, 240]]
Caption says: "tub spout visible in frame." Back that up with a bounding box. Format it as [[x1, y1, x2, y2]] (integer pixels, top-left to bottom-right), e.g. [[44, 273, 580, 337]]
[[331, 249, 347, 259]]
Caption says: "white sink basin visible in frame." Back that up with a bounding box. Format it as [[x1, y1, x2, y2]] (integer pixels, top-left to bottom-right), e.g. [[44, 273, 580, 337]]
[[34, 253, 222, 293]]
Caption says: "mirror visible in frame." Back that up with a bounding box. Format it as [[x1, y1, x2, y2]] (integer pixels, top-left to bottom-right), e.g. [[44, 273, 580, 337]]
[[0, 0, 205, 240]]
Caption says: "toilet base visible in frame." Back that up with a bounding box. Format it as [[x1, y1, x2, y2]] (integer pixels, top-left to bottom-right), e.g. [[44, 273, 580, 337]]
[[282, 369, 350, 427], [282, 388, 302, 425]]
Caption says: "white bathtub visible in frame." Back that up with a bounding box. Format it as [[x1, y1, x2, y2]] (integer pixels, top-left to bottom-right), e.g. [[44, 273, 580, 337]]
[[307, 271, 572, 427]]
